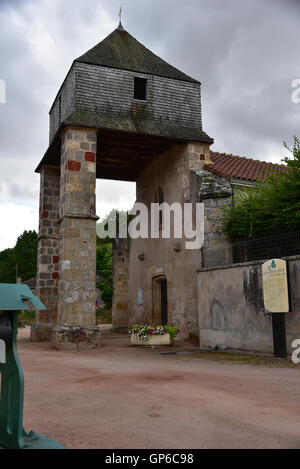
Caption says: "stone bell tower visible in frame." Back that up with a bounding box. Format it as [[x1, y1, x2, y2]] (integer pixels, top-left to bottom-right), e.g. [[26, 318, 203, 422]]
[[31, 21, 213, 349]]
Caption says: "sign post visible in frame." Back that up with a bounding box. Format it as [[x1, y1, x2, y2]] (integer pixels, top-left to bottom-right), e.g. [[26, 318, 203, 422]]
[[262, 259, 289, 358], [0, 284, 64, 449]]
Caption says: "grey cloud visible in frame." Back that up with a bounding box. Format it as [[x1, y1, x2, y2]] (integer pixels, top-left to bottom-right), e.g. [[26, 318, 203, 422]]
[[115, 0, 300, 160], [0, 0, 299, 215]]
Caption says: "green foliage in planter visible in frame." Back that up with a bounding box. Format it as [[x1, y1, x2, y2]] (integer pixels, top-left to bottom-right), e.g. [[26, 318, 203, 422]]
[[164, 325, 180, 341], [219, 137, 300, 238]]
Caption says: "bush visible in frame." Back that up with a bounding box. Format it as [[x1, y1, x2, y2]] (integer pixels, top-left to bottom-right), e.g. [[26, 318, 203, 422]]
[[220, 137, 300, 238]]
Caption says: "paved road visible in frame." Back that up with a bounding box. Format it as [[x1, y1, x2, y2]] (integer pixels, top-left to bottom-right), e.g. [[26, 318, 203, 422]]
[[16, 329, 300, 449]]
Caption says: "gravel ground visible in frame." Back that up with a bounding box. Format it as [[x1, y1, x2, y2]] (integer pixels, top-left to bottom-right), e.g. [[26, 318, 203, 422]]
[[14, 328, 300, 449]]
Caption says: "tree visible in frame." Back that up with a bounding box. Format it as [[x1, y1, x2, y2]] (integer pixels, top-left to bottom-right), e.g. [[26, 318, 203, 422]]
[[14, 230, 38, 281], [96, 209, 129, 308], [96, 210, 120, 308], [0, 248, 16, 283], [220, 137, 300, 238], [96, 242, 113, 308]]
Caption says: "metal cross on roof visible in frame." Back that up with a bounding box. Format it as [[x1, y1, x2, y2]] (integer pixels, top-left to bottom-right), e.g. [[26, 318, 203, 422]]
[[117, 6, 124, 30]]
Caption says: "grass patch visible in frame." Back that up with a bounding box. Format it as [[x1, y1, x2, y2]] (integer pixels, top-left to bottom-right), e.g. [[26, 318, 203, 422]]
[[179, 350, 300, 368], [96, 308, 112, 324]]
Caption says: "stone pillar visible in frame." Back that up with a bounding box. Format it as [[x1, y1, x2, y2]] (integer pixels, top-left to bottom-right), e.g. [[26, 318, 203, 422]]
[[31, 166, 60, 342], [52, 127, 101, 350]]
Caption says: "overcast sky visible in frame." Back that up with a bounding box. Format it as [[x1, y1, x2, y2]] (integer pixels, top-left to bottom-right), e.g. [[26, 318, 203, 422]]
[[0, 0, 299, 251]]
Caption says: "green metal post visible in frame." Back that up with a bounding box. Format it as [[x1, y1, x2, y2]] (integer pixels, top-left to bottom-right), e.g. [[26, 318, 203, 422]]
[[0, 309, 64, 449], [0, 311, 26, 449]]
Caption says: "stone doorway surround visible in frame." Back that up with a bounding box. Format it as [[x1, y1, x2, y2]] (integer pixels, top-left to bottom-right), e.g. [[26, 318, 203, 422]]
[[152, 272, 168, 325]]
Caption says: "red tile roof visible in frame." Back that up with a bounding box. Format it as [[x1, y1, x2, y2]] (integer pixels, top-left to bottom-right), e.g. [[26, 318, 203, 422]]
[[205, 152, 286, 182]]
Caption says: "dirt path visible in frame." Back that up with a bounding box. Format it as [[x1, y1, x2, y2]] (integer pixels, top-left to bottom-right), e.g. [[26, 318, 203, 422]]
[[16, 328, 300, 449]]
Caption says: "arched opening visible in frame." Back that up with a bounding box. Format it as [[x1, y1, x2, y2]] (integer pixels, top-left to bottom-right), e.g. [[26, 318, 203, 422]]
[[96, 179, 136, 324]]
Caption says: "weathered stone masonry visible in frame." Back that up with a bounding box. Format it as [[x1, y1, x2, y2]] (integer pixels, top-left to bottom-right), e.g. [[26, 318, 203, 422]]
[[51, 128, 101, 350], [32, 128, 101, 349], [31, 167, 60, 342]]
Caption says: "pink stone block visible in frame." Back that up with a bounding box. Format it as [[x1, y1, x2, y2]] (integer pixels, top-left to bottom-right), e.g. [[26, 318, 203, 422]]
[[67, 160, 81, 171], [85, 152, 96, 163]]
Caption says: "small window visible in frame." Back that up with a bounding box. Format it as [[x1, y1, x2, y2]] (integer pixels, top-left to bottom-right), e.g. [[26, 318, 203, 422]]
[[134, 77, 147, 101]]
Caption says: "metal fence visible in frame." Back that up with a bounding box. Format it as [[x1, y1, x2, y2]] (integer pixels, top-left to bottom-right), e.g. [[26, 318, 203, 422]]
[[232, 230, 300, 263]]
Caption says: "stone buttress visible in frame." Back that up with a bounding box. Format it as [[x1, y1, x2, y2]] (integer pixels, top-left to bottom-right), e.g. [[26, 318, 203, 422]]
[[51, 127, 101, 350]]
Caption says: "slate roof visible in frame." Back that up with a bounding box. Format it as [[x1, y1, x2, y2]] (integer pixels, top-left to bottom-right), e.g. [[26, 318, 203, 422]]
[[75, 25, 199, 83], [205, 152, 286, 182]]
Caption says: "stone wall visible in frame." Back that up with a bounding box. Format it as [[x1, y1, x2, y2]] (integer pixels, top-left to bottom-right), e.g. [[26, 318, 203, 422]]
[[197, 256, 300, 355], [31, 166, 60, 342], [196, 169, 233, 268], [202, 198, 233, 268]]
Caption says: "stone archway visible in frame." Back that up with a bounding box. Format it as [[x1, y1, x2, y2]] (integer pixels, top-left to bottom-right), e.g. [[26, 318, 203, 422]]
[[30, 23, 213, 349], [31, 127, 176, 350]]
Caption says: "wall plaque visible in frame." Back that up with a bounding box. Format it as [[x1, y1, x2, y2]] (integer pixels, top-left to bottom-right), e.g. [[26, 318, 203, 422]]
[[262, 258, 289, 313]]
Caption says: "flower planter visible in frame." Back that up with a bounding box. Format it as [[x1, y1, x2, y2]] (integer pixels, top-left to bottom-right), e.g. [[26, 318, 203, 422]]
[[131, 333, 172, 346]]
